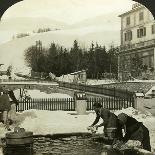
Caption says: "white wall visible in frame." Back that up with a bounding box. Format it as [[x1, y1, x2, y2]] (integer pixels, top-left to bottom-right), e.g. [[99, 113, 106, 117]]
[[121, 6, 155, 45]]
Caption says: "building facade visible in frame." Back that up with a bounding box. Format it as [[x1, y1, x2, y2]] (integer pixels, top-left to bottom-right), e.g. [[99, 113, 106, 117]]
[[118, 3, 155, 81]]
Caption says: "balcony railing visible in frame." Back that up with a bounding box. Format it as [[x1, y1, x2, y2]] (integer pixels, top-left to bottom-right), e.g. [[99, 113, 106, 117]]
[[119, 39, 155, 52]]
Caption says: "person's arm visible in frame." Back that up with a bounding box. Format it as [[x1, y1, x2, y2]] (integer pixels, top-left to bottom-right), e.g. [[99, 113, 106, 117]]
[[95, 109, 111, 130], [96, 122, 104, 128], [123, 131, 131, 142], [91, 111, 100, 126], [97, 109, 110, 127], [8, 90, 19, 105]]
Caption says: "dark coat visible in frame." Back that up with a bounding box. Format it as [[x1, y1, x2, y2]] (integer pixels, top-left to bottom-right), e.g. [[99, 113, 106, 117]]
[[0, 90, 18, 112], [0, 94, 11, 111], [122, 116, 151, 151]]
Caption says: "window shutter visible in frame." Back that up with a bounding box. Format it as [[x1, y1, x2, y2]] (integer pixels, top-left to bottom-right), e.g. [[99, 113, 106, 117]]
[[137, 29, 139, 38], [124, 33, 127, 41], [130, 31, 132, 40], [144, 27, 146, 36]]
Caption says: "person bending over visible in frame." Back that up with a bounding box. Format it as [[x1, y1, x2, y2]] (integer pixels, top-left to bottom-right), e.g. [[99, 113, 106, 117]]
[[117, 113, 151, 151], [89, 102, 123, 141]]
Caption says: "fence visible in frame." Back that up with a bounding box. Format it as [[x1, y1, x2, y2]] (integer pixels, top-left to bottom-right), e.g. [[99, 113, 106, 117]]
[[86, 97, 134, 111], [16, 97, 135, 112], [16, 98, 75, 112], [59, 82, 134, 99]]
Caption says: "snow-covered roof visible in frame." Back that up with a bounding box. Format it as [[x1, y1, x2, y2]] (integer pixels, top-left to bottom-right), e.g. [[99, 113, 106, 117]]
[[70, 70, 86, 75]]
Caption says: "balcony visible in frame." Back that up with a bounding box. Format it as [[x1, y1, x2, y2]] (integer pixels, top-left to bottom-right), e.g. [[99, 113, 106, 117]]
[[119, 39, 155, 52]]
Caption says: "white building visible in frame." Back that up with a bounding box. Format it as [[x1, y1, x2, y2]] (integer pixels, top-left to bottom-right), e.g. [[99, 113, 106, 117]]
[[118, 3, 155, 81]]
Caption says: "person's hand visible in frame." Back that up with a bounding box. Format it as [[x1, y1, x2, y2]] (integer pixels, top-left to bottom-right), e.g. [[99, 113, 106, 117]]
[[87, 126, 93, 131], [94, 125, 99, 130], [87, 126, 97, 133]]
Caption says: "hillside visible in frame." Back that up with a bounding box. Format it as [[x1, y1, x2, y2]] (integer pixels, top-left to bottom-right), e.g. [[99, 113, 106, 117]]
[[0, 28, 120, 69], [0, 17, 68, 43], [0, 17, 67, 31], [0, 12, 121, 70]]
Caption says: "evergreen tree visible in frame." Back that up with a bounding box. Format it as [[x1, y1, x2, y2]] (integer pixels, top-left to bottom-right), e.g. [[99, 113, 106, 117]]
[[47, 43, 58, 74], [24, 40, 119, 79], [70, 40, 82, 72], [107, 45, 119, 75], [131, 53, 143, 77]]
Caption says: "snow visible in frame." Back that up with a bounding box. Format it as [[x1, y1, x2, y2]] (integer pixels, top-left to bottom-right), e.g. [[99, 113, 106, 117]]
[[127, 79, 155, 83], [57, 74, 76, 83], [0, 81, 58, 86], [25, 90, 72, 99], [86, 79, 116, 85], [145, 86, 155, 97]]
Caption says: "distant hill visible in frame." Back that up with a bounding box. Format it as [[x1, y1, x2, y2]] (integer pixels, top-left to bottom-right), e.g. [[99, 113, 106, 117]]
[[0, 17, 67, 31], [0, 17, 68, 43], [0, 14, 120, 69]]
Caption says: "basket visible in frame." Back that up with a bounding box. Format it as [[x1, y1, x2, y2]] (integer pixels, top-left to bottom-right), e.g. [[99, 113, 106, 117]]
[[5, 127, 33, 145]]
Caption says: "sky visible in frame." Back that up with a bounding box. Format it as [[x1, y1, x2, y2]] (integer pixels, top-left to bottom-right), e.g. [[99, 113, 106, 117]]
[[2, 0, 135, 24]]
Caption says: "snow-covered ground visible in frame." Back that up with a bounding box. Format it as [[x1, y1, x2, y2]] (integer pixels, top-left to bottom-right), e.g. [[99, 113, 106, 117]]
[[13, 89, 72, 100], [86, 79, 117, 85], [24, 90, 72, 99], [86, 79, 155, 85], [0, 107, 155, 154]]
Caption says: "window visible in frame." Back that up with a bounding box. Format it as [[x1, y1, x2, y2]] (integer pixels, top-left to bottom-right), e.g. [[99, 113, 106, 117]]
[[152, 24, 155, 34], [139, 12, 144, 21], [126, 16, 130, 26], [124, 31, 132, 41], [137, 27, 146, 38]]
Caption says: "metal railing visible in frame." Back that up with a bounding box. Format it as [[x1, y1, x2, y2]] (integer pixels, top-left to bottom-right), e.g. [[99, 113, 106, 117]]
[[59, 82, 134, 99]]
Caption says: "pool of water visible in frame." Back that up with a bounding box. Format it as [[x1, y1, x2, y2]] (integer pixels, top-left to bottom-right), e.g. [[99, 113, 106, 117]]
[[33, 135, 103, 155], [33, 134, 140, 155]]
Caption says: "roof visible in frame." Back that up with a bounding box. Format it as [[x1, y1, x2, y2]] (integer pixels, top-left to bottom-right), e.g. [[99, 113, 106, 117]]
[[70, 70, 86, 75], [118, 3, 145, 17]]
